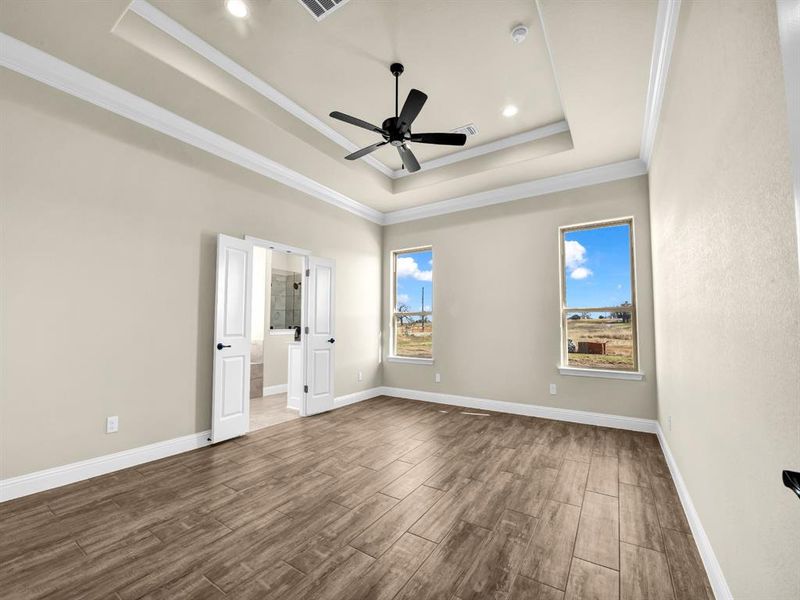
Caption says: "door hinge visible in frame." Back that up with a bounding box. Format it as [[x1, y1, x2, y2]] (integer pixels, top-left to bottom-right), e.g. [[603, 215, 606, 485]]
[[304, 326, 309, 334], [303, 385, 309, 393], [305, 269, 310, 277]]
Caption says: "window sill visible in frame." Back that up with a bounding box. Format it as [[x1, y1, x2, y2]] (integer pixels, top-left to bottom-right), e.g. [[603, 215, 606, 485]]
[[558, 366, 644, 381], [269, 330, 296, 336], [387, 356, 434, 365]]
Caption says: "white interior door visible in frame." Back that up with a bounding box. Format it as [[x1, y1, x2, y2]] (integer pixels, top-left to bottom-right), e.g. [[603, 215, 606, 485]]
[[305, 256, 336, 415], [211, 234, 253, 443]]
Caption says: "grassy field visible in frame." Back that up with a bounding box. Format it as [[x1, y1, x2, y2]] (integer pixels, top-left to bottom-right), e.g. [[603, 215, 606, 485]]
[[396, 322, 433, 358], [566, 318, 634, 369]]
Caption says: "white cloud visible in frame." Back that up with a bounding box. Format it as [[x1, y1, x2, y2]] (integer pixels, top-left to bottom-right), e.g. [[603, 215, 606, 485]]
[[564, 240, 593, 280], [396, 293, 409, 305], [617, 284, 622, 290], [570, 267, 593, 280], [564, 240, 587, 270], [397, 256, 432, 281]]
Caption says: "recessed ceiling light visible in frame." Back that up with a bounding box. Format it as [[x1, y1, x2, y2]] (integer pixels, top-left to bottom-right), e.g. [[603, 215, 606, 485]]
[[502, 105, 519, 118], [225, 0, 249, 18]]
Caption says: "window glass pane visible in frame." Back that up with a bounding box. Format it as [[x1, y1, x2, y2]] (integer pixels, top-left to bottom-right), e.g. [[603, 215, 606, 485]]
[[395, 249, 433, 312], [564, 224, 631, 308], [394, 314, 433, 358], [565, 311, 634, 370]]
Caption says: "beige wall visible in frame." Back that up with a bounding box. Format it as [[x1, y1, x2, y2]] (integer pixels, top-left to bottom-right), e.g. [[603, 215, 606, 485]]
[[649, 2, 800, 598], [0, 71, 382, 479], [382, 176, 658, 420]]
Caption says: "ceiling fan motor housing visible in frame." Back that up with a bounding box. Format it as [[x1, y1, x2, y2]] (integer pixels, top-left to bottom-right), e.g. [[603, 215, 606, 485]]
[[381, 117, 407, 145]]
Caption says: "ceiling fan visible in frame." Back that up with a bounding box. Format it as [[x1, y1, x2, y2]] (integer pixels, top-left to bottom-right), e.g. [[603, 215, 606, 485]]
[[329, 63, 467, 173]]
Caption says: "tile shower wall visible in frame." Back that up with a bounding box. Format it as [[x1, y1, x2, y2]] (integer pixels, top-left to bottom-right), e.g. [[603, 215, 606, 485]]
[[270, 269, 302, 330]]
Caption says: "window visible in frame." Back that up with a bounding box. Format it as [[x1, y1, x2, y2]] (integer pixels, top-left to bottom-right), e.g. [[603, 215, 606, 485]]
[[560, 219, 638, 372], [391, 247, 433, 360]]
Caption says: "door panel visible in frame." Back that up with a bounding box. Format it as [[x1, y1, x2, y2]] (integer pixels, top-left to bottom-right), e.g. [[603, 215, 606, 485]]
[[221, 356, 246, 417], [312, 349, 331, 396], [313, 265, 332, 334], [223, 247, 247, 336], [212, 235, 253, 443], [305, 256, 335, 415]]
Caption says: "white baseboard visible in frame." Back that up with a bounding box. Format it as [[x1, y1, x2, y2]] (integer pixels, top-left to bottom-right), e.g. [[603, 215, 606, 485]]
[[656, 425, 732, 600], [334, 387, 384, 408], [1, 386, 372, 502], [379, 386, 658, 433], [0, 430, 211, 503], [262, 383, 287, 396]]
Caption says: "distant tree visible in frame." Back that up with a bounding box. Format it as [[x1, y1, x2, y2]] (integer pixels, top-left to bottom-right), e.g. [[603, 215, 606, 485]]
[[611, 301, 632, 323], [580, 311, 591, 320], [397, 303, 412, 334]]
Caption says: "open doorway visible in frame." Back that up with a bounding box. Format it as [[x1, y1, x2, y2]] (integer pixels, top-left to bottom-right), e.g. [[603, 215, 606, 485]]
[[212, 234, 336, 444], [249, 244, 304, 432]]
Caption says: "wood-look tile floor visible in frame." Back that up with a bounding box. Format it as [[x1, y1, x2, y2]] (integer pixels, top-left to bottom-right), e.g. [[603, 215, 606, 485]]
[[0, 396, 714, 600], [250, 393, 299, 431]]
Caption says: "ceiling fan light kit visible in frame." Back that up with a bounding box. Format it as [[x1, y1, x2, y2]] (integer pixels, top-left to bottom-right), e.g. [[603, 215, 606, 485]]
[[329, 63, 467, 173]]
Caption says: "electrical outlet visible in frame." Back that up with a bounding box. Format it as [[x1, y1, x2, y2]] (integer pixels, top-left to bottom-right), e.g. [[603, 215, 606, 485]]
[[435, 373, 441, 383], [357, 370, 363, 382], [549, 383, 557, 395], [106, 416, 119, 434]]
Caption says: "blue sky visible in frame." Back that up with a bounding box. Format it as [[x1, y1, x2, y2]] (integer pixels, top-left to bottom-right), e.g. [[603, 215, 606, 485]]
[[564, 224, 632, 308], [395, 249, 433, 312]]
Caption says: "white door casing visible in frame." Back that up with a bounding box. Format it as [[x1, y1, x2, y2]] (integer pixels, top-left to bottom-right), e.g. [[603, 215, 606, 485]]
[[211, 234, 253, 443], [305, 256, 336, 415]]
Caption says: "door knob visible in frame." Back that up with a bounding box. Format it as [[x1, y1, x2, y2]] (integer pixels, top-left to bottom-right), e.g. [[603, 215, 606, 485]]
[[327, 338, 336, 344], [216, 343, 231, 350]]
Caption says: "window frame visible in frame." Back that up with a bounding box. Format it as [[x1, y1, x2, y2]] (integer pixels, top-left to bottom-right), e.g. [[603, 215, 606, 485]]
[[389, 245, 434, 363], [559, 217, 639, 373]]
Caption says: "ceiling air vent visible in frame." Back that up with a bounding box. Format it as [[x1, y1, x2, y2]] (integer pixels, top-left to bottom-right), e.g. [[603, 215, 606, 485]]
[[451, 123, 479, 137], [297, 0, 351, 21]]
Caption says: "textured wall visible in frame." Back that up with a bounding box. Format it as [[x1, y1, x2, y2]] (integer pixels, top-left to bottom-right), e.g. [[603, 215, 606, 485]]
[[0, 71, 382, 478], [383, 176, 658, 420], [648, 1, 800, 597]]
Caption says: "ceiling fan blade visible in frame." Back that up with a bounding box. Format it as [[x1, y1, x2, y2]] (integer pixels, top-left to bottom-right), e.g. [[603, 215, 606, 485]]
[[397, 144, 421, 173], [397, 89, 427, 129], [408, 132, 467, 146], [345, 141, 388, 160], [330, 111, 386, 134]]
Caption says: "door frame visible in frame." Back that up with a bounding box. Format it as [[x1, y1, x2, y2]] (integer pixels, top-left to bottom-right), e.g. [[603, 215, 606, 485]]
[[245, 235, 312, 417]]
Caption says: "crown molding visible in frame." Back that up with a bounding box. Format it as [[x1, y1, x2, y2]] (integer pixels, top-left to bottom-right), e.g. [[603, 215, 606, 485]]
[[0, 32, 385, 224], [126, 0, 394, 177], [1, 15, 661, 229], [640, 0, 682, 167], [391, 120, 570, 178], [127, 0, 571, 181], [383, 159, 647, 225]]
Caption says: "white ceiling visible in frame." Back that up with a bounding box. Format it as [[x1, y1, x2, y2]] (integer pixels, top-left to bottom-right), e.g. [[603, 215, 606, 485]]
[[147, 0, 566, 172], [0, 0, 660, 215]]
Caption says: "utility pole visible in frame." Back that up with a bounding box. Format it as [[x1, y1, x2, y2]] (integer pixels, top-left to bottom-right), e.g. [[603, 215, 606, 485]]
[[421, 287, 425, 332]]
